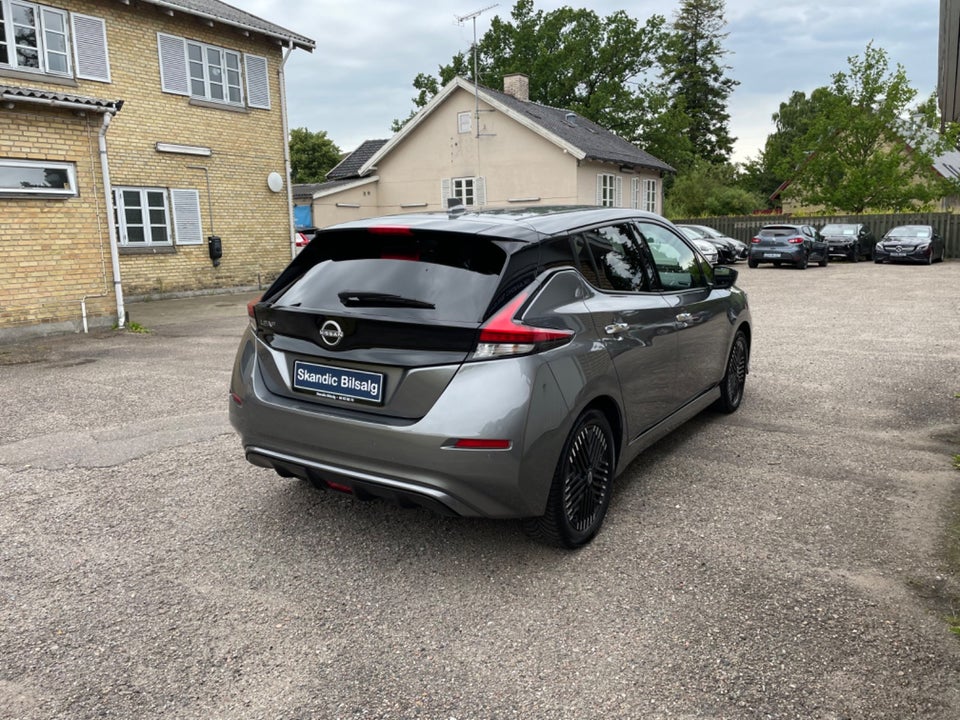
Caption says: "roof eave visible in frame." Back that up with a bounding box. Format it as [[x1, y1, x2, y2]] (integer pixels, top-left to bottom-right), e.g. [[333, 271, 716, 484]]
[[137, 0, 315, 52]]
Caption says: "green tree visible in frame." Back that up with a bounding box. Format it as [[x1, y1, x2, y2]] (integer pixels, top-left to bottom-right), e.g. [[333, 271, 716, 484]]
[[664, 159, 762, 217], [738, 87, 837, 206], [660, 0, 738, 164], [289, 127, 341, 183], [394, 0, 668, 145], [788, 43, 956, 212]]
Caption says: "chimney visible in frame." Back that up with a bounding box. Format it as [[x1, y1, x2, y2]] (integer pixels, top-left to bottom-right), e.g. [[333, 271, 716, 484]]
[[503, 73, 529, 102]]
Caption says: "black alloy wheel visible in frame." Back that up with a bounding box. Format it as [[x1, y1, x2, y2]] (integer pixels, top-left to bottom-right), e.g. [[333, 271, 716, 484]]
[[851, 244, 860, 262], [796, 251, 808, 269], [523, 409, 615, 549], [715, 330, 748, 414]]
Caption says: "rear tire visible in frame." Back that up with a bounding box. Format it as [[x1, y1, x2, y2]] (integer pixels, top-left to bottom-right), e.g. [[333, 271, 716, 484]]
[[851, 245, 860, 262], [714, 330, 748, 414], [748, 258, 758, 268], [796, 253, 808, 270], [522, 409, 615, 549], [819, 253, 829, 267]]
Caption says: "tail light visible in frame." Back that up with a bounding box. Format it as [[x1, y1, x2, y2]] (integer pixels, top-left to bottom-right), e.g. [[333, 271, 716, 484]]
[[246, 295, 261, 326], [471, 290, 574, 360], [750, 237, 761, 244], [788, 236, 804, 244]]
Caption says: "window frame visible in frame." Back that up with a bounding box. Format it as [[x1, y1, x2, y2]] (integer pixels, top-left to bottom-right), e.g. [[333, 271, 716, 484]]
[[0, 0, 72, 77], [114, 186, 173, 247], [596, 173, 622, 208], [642, 178, 658, 213], [186, 39, 243, 106], [457, 111, 472, 134], [0, 157, 76, 197]]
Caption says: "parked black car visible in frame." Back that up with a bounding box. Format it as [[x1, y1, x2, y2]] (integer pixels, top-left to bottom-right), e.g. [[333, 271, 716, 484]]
[[676, 224, 748, 263], [874, 225, 946, 264], [748, 224, 829, 269], [819, 223, 875, 262]]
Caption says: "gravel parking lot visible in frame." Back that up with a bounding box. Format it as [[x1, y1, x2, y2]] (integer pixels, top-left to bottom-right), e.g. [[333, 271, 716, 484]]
[[1, 260, 959, 719]]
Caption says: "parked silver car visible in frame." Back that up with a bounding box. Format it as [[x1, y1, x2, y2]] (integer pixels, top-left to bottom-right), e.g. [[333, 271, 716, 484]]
[[229, 207, 752, 547]]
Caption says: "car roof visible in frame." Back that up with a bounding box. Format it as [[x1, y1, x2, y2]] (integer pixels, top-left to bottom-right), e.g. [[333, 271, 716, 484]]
[[319, 206, 669, 242]]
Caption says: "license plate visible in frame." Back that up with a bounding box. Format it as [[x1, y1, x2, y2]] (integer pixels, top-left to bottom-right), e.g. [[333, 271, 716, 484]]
[[763, 252, 780, 258], [891, 252, 906, 257], [293, 360, 384, 404]]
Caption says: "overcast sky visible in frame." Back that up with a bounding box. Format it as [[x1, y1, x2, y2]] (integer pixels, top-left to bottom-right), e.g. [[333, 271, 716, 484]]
[[228, 0, 940, 163]]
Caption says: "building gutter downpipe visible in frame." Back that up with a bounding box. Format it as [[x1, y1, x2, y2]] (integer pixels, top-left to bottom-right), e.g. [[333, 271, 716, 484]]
[[98, 110, 125, 328], [279, 40, 297, 259]]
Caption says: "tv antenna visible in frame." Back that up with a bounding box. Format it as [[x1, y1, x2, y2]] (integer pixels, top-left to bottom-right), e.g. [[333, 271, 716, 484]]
[[456, 4, 498, 138], [457, 4, 497, 85]]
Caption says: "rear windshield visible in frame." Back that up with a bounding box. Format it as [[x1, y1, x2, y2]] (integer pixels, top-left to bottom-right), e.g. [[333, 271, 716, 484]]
[[821, 224, 855, 235], [272, 228, 509, 323], [758, 226, 799, 237]]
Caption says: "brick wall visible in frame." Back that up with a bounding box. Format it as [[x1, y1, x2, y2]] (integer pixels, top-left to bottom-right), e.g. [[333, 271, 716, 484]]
[[0, 0, 296, 334]]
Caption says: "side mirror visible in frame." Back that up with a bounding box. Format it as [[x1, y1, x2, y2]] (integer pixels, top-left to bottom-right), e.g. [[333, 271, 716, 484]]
[[712, 265, 738, 289]]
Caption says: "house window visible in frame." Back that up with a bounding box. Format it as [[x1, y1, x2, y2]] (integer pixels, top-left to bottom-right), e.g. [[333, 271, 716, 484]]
[[643, 179, 658, 213], [596, 173, 621, 207], [114, 187, 203, 246], [0, 158, 76, 196], [115, 188, 171, 246], [158, 33, 270, 110], [188, 41, 242, 104], [0, 1, 69, 75], [0, 3, 109, 81], [457, 111, 471, 134], [442, 176, 486, 207]]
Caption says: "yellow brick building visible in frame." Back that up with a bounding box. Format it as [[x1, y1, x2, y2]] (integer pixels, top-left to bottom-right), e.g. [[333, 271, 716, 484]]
[[0, 0, 313, 340]]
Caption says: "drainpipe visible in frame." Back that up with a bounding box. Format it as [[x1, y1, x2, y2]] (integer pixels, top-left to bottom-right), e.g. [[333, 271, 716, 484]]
[[279, 40, 297, 259], [98, 111, 125, 328]]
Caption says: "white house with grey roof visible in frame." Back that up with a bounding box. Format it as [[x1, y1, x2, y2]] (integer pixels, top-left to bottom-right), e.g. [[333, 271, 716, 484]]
[[308, 75, 673, 229]]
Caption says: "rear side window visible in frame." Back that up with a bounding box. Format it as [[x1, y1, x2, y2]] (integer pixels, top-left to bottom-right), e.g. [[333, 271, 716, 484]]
[[272, 228, 509, 323], [573, 224, 652, 293]]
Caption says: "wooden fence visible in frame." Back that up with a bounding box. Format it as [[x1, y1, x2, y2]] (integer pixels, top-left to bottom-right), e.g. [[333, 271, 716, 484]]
[[670, 212, 960, 259]]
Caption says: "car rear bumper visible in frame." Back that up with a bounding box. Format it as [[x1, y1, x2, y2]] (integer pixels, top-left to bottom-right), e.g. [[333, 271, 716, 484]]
[[749, 247, 803, 264], [228, 331, 574, 518]]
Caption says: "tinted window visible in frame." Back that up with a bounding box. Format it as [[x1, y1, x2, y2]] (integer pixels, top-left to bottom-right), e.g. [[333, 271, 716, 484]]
[[634, 221, 705, 291], [273, 228, 508, 323], [538, 236, 578, 271], [575, 224, 652, 293]]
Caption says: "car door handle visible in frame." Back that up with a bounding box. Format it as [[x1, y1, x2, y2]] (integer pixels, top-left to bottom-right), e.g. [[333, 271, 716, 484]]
[[676, 312, 694, 324], [604, 322, 629, 335]]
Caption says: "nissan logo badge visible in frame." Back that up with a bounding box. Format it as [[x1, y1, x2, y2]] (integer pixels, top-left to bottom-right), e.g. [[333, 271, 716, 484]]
[[319, 320, 344, 347]]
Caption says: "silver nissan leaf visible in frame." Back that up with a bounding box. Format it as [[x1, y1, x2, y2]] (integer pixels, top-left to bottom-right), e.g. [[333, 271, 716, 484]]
[[229, 207, 751, 547]]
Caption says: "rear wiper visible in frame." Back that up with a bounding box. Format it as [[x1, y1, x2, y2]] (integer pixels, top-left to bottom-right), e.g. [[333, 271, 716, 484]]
[[338, 291, 435, 309]]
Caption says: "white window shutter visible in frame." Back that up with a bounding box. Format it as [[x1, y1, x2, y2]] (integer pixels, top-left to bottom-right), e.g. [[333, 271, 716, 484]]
[[71, 13, 110, 82], [171, 189, 203, 245], [244, 54, 270, 109], [441, 178, 451, 206], [475, 176, 486, 206], [615, 176, 623, 208], [158, 33, 189, 96]]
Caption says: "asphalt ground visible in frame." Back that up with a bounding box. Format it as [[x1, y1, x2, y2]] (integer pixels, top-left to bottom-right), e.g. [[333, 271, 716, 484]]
[[1, 259, 959, 719]]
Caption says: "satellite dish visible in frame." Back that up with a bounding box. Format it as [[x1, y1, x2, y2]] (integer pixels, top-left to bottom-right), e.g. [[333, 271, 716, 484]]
[[267, 171, 283, 192]]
